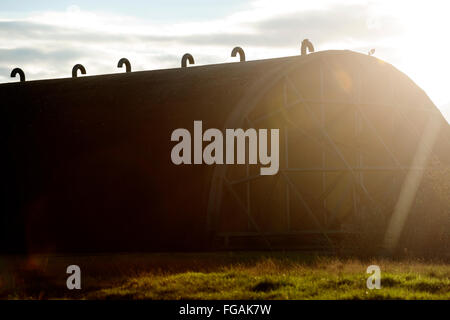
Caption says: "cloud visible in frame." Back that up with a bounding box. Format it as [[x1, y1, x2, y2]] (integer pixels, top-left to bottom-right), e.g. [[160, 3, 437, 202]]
[[0, 20, 132, 45], [0, 21, 54, 38], [0, 47, 83, 64], [251, 5, 402, 46], [0, 2, 434, 100]]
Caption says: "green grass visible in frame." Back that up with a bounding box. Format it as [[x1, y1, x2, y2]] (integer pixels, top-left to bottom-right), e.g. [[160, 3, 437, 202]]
[[1, 252, 449, 299]]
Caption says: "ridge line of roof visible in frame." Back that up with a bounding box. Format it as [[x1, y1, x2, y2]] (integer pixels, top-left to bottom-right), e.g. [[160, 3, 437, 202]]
[[0, 50, 357, 88]]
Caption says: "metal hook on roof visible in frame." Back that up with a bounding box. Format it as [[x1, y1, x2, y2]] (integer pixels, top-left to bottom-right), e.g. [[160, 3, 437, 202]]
[[72, 64, 86, 78], [231, 47, 245, 62], [118, 58, 131, 73], [301, 39, 314, 55], [181, 54, 194, 68], [11, 68, 25, 82]]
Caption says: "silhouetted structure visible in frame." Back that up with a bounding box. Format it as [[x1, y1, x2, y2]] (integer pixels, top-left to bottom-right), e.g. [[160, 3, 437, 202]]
[[72, 64, 86, 78], [301, 39, 314, 55], [0, 50, 449, 253], [181, 53, 195, 68], [11, 68, 25, 82], [117, 58, 132, 73], [231, 47, 246, 62]]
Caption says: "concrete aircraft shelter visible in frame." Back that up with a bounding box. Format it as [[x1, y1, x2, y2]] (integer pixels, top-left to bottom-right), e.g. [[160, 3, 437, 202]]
[[0, 49, 449, 253]]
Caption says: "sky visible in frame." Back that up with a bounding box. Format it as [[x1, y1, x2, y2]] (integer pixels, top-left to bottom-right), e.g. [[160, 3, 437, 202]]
[[1, 0, 449, 121]]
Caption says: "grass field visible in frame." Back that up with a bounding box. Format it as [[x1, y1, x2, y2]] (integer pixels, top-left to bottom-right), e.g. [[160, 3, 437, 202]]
[[0, 252, 449, 299]]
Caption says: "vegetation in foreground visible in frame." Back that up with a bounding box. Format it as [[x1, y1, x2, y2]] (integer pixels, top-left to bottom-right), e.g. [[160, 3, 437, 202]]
[[0, 252, 449, 299]]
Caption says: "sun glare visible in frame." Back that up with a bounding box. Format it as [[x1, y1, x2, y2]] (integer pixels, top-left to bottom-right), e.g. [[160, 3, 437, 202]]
[[374, 1, 450, 112]]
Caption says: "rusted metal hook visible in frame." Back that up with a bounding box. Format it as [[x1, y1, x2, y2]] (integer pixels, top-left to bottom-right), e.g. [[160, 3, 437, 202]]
[[301, 39, 314, 55], [72, 64, 86, 78], [181, 54, 194, 68], [117, 58, 131, 73], [11, 68, 25, 82], [231, 47, 245, 62]]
